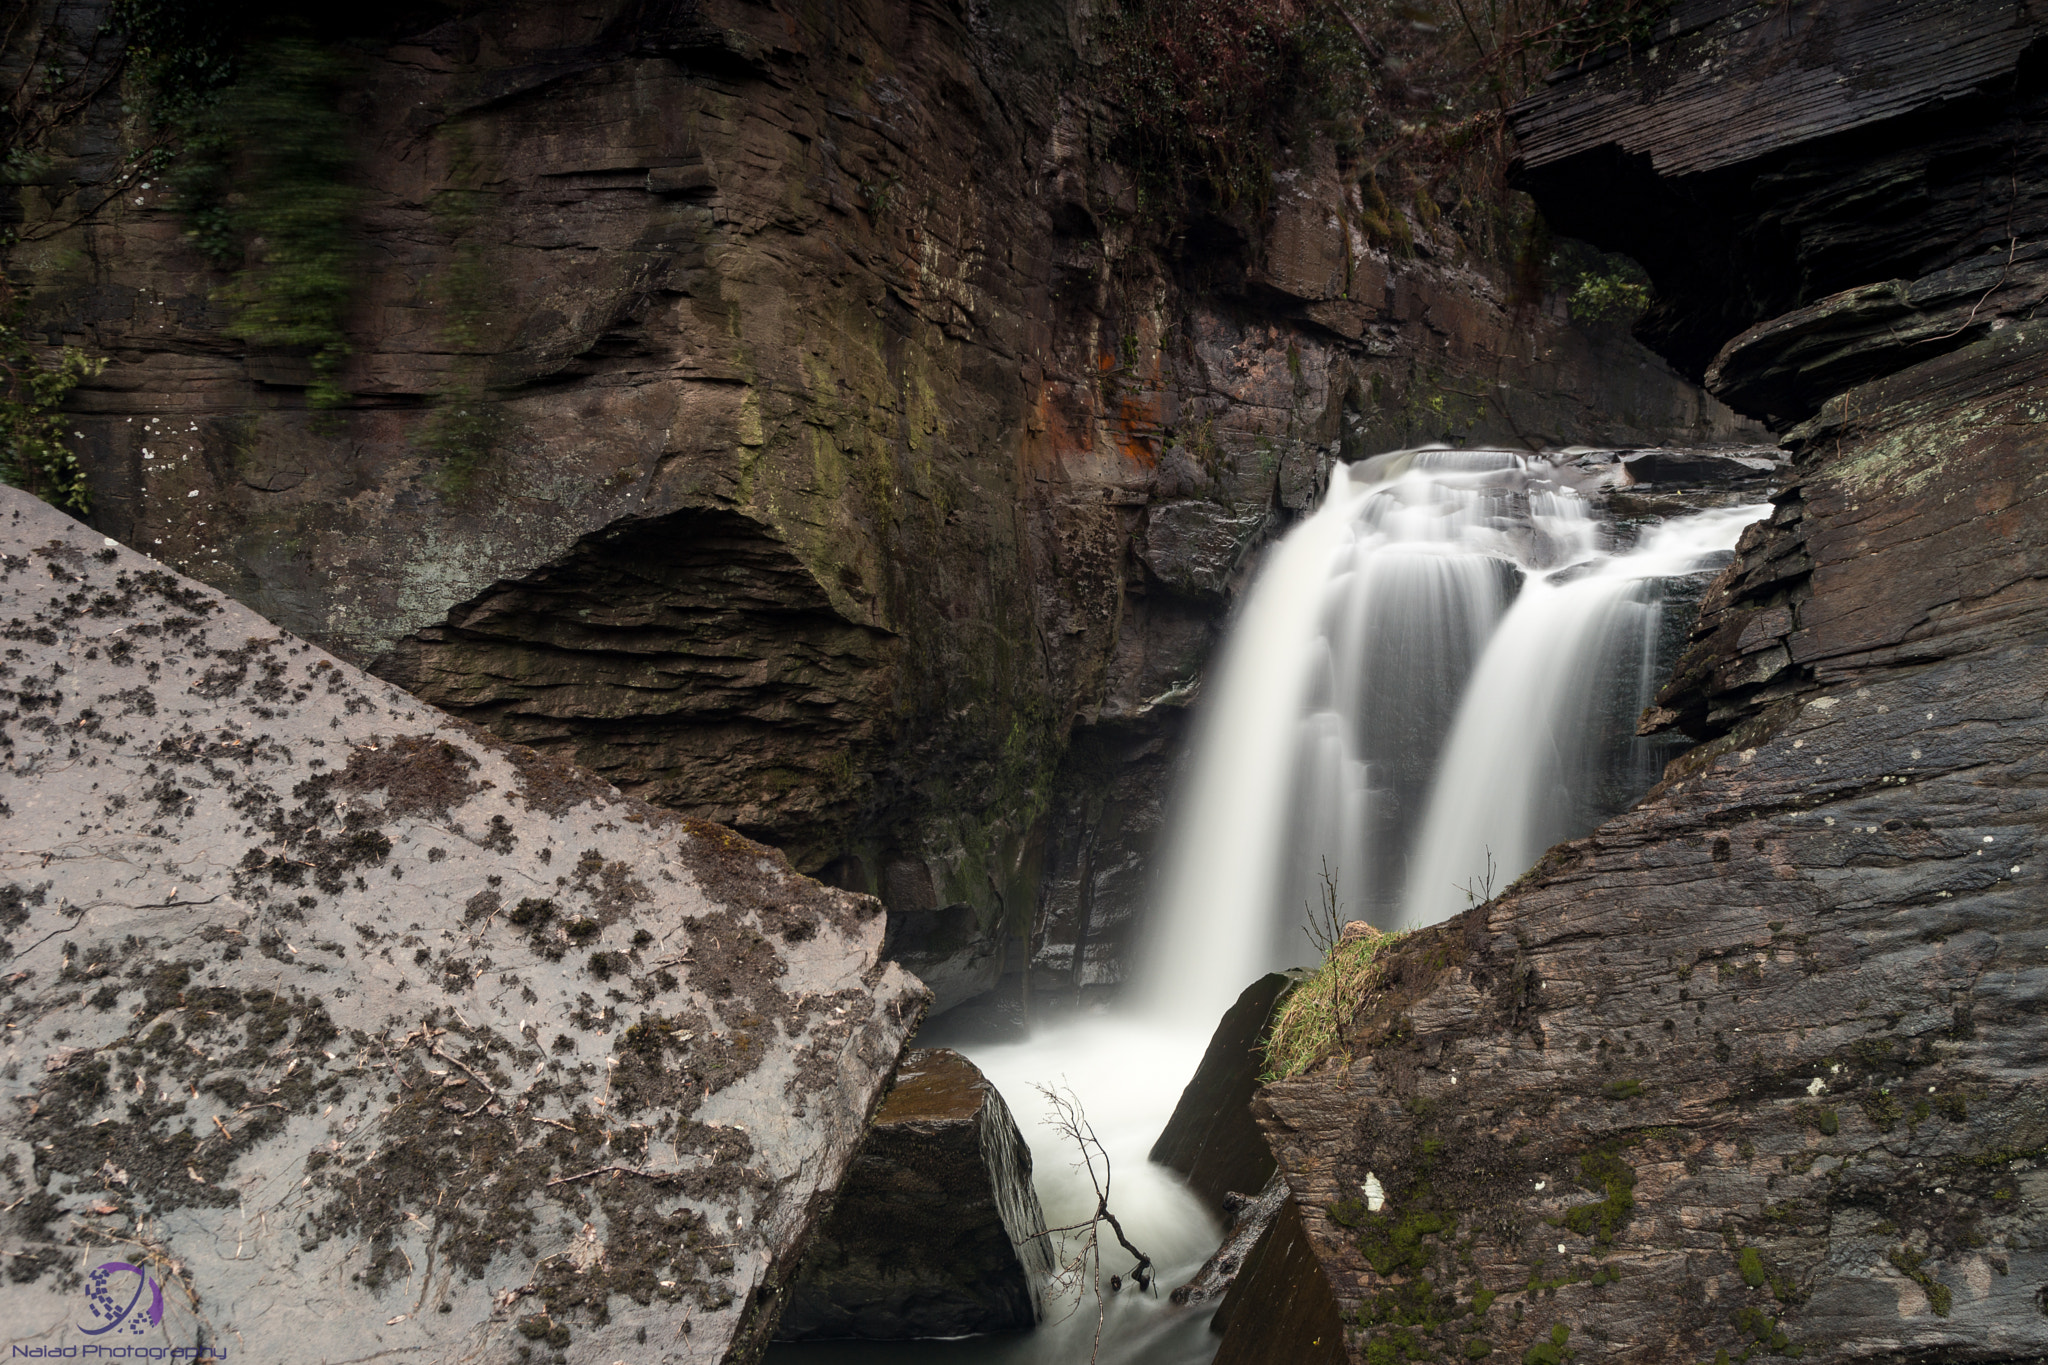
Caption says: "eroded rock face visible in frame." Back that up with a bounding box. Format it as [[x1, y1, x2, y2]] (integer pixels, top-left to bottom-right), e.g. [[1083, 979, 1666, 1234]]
[[380, 508, 899, 873], [1511, 0, 2048, 399], [8, 0, 1758, 1004], [776, 1048, 1053, 1341], [1208, 1197, 1345, 1365], [1253, 5, 2048, 1363], [0, 488, 924, 1363]]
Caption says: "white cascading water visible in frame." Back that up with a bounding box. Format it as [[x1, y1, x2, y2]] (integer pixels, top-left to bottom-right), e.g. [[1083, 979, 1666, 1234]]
[[772, 449, 1769, 1365], [1145, 449, 1767, 1011], [1398, 501, 1767, 924]]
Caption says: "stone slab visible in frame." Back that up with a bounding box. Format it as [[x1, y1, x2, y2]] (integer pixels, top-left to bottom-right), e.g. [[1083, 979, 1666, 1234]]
[[1149, 973, 1291, 1213], [776, 1048, 1052, 1340], [0, 487, 926, 1363]]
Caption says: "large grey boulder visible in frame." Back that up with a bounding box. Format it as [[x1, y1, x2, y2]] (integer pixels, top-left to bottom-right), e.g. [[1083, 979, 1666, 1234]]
[[0, 488, 925, 1362], [775, 1048, 1053, 1340]]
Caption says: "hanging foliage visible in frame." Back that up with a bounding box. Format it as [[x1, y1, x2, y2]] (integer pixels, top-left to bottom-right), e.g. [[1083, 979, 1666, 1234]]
[[0, 273, 106, 515]]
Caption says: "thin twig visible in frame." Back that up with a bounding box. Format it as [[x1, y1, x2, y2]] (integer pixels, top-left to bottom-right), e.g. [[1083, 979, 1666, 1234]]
[[544, 1164, 682, 1188]]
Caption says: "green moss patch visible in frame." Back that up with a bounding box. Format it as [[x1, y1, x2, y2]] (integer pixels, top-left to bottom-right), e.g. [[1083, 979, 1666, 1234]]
[[1552, 1147, 1636, 1247]]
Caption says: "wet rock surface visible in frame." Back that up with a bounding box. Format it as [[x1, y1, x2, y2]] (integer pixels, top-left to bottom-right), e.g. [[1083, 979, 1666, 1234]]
[[0, 488, 924, 1363], [776, 1048, 1052, 1341], [1150, 973, 1291, 1213], [1209, 1196, 1346, 1365], [1257, 5, 2048, 1362], [1170, 1172, 1288, 1315]]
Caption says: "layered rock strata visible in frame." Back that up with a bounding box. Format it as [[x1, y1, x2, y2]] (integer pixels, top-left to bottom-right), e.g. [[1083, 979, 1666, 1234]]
[[1253, 4, 2048, 1362], [0, 487, 924, 1363], [5, 0, 1758, 1005], [776, 1047, 1053, 1340]]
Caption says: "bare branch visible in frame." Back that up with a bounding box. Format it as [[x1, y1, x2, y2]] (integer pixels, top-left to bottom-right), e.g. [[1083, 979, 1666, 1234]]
[[1017, 1084, 1157, 1364]]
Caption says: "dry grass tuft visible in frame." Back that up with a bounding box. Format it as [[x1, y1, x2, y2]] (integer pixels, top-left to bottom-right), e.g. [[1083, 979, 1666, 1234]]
[[1262, 929, 1398, 1080]]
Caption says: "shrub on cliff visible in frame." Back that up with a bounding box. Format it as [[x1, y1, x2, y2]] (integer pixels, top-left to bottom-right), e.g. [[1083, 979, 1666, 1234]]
[[1263, 926, 1397, 1079], [0, 272, 104, 514]]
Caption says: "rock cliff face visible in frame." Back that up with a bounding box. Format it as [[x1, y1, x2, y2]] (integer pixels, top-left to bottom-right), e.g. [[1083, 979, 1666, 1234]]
[[5, 0, 1754, 1009], [0, 487, 923, 1363], [1257, 5, 2048, 1362]]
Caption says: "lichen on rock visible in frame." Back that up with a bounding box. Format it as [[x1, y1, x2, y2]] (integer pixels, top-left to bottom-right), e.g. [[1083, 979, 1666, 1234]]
[[0, 487, 925, 1362]]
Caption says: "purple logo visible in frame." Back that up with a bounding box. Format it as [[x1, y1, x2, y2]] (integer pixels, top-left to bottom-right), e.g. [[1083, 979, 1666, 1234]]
[[79, 1260, 164, 1337]]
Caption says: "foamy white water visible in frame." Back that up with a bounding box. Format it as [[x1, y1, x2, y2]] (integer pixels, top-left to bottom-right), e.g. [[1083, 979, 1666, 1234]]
[[1141, 449, 1768, 1017], [1402, 502, 1769, 923], [1132, 485, 1366, 1028], [957, 1016, 1224, 1365], [772, 1014, 1225, 1365]]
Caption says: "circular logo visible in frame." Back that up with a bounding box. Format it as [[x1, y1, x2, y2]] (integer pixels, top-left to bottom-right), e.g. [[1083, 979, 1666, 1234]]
[[80, 1260, 164, 1337]]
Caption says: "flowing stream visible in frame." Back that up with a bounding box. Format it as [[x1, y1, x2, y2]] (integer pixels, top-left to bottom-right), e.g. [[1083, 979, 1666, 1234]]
[[770, 449, 1769, 1365]]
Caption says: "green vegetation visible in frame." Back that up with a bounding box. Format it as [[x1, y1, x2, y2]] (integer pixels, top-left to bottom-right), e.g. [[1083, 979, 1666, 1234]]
[[0, 273, 105, 513], [115, 3, 362, 407], [421, 394, 510, 497], [1548, 238, 1653, 324], [189, 38, 359, 407], [1523, 1322, 1573, 1365], [1716, 1306, 1801, 1360], [1263, 864, 1399, 1079], [1553, 1147, 1636, 1246], [1263, 930, 1393, 1077], [418, 127, 512, 492], [1861, 1087, 1904, 1132], [1887, 1246, 1952, 1317], [1567, 268, 1651, 323]]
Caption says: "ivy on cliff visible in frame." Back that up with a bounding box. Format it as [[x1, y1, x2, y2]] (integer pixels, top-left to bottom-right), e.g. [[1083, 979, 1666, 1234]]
[[0, 272, 105, 514]]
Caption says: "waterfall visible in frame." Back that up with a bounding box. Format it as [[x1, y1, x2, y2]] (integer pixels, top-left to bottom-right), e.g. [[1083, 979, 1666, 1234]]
[[1142, 448, 1769, 1016], [1400, 501, 1770, 924], [773, 448, 1770, 1365]]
